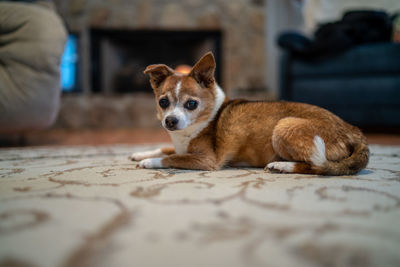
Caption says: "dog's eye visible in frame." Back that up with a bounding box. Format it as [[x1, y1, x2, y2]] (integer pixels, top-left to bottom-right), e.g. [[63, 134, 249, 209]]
[[159, 98, 170, 109], [184, 100, 198, 110]]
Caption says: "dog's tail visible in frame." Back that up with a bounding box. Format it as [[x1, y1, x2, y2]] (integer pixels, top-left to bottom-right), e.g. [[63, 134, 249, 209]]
[[308, 135, 370, 176]]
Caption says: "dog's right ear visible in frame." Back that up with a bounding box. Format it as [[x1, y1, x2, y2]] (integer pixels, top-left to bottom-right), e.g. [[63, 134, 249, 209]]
[[144, 64, 174, 92]]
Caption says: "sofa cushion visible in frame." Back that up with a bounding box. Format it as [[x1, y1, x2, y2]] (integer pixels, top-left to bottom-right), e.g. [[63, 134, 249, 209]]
[[292, 76, 400, 105], [290, 76, 400, 126], [291, 43, 400, 77]]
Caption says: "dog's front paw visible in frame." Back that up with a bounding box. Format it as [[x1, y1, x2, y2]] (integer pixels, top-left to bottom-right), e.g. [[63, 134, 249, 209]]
[[129, 152, 146, 161], [129, 149, 162, 161], [137, 158, 163, 169], [265, 161, 296, 173]]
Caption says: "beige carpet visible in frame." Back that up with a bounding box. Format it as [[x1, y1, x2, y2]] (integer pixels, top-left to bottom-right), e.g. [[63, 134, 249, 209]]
[[0, 144, 400, 267]]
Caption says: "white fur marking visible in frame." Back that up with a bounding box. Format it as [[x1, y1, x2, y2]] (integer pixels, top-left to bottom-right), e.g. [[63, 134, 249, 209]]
[[310, 135, 327, 166], [175, 81, 182, 97], [213, 85, 226, 119], [171, 106, 189, 130], [266, 161, 296, 173], [138, 158, 163, 168], [169, 121, 208, 154], [130, 148, 163, 161], [168, 84, 226, 154]]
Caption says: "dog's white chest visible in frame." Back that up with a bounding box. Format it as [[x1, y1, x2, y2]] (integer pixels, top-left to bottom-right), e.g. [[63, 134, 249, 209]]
[[169, 132, 192, 154], [168, 121, 208, 154]]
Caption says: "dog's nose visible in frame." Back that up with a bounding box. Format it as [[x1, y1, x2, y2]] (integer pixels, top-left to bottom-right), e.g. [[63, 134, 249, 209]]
[[165, 116, 179, 130]]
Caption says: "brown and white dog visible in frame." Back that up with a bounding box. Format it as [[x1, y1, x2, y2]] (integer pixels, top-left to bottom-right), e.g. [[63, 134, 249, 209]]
[[130, 52, 369, 175]]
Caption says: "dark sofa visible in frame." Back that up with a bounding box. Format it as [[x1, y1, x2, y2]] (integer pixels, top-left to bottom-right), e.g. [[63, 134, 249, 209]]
[[279, 42, 400, 127]]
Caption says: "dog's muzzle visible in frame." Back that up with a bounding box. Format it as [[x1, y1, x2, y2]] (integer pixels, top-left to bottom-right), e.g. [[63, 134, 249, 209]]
[[165, 116, 179, 131]]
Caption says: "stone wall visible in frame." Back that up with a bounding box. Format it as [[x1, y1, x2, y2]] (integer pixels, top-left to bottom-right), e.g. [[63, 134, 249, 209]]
[[53, 94, 160, 129], [54, 0, 267, 93]]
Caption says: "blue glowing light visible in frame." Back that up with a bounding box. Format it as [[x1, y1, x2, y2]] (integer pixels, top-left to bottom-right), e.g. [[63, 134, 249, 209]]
[[60, 35, 78, 92]]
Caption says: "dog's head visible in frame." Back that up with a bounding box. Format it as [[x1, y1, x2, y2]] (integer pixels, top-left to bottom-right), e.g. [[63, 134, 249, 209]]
[[144, 52, 225, 132]]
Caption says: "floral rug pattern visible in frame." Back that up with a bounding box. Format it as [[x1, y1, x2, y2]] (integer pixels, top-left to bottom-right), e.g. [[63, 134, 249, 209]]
[[0, 144, 400, 267]]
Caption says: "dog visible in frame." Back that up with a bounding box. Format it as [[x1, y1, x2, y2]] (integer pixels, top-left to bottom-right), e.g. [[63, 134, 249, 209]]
[[130, 52, 369, 175]]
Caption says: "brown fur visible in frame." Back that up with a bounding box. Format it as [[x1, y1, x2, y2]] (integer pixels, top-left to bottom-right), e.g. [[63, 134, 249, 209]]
[[139, 52, 369, 175]]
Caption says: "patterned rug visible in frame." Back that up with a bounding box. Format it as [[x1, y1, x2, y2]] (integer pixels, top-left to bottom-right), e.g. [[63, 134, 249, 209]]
[[1, 144, 400, 267]]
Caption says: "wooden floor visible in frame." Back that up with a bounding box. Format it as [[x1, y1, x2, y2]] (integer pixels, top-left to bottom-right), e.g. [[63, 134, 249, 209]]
[[1, 128, 400, 147]]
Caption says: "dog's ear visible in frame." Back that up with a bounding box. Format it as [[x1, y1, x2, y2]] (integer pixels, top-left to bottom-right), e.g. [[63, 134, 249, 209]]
[[144, 64, 174, 92], [189, 52, 216, 88]]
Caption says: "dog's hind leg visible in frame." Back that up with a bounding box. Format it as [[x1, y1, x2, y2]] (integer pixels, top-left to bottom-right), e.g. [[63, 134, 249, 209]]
[[266, 117, 327, 174]]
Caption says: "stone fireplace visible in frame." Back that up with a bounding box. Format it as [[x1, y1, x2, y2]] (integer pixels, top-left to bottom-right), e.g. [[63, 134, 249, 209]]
[[91, 29, 222, 93], [53, 0, 268, 129]]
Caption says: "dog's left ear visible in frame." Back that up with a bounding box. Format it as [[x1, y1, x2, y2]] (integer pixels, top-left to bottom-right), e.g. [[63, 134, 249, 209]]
[[189, 52, 216, 88], [144, 64, 174, 92]]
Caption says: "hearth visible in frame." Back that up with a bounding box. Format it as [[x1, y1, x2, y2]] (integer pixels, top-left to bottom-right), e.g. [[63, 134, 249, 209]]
[[90, 29, 222, 94]]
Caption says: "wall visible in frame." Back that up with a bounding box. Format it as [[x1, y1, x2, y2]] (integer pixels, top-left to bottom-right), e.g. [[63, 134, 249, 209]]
[[265, 0, 304, 98], [303, 0, 400, 33]]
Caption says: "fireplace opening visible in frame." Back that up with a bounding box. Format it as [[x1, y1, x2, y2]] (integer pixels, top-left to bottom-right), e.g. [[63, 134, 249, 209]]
[[90, 29, 222, 94]]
